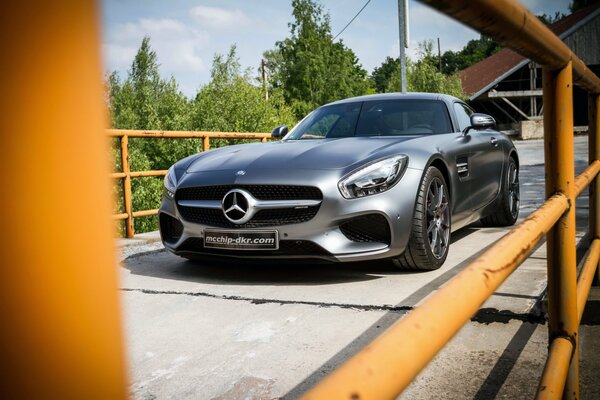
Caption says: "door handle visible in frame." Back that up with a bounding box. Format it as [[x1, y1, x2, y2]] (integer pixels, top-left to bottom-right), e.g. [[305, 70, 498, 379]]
[[490, 137, 498, 146]]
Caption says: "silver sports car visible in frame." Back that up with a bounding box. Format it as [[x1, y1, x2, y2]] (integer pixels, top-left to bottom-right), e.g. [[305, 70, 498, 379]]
[[159, 93, 519, 270]]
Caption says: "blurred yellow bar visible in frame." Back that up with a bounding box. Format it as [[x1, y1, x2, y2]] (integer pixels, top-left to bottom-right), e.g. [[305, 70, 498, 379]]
[[0, 1, 128, 399]]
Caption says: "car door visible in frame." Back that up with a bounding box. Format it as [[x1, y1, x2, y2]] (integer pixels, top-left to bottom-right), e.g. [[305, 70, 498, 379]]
[[454, 102, 505, 211], [446, 103, 475, 227]]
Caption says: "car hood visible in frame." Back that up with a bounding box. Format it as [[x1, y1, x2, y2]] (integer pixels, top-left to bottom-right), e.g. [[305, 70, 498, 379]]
[[185, 136, 421, 172]]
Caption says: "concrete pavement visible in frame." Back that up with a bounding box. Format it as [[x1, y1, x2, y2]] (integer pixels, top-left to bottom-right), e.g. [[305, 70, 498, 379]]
[[118, 136, 598, 399]]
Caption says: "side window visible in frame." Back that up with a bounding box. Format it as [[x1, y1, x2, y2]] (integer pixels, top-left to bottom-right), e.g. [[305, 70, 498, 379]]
[[453, 103, 472, 132]]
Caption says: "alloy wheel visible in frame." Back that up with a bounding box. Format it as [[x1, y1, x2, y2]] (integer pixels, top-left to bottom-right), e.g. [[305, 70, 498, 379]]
[[426, 177, 450, 259], [508, 163, 520, 220]]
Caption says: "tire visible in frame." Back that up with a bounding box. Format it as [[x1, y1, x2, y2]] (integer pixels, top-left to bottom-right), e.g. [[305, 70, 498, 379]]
[[393, 166, 450, 270], [481, 157, 519, 227]]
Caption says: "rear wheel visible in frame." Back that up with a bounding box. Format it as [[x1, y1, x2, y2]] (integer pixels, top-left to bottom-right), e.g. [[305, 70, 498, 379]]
[[481, 157, 519, 226], [393, 166, 450, 270]]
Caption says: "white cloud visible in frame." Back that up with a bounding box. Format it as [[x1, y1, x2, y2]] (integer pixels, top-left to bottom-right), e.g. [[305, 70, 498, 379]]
[[190, 5, 250, 29], [103, 17, 209, 85]]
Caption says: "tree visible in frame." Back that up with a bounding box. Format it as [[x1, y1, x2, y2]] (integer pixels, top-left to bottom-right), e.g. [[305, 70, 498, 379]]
[[108, 36, 193, 133], [537, 12, 567, 25], [570, 0, 600, 12], [107, 36, 195, 234], [265, 0, 369, 118], [193, 46, 295, 147], [407, 61, 464, 98], [109, 37, 196, 169], [371, 56, 401, 93], [441, 36, 501, 74], [107, 38, 297, 235], [384, 41, 465, 99]]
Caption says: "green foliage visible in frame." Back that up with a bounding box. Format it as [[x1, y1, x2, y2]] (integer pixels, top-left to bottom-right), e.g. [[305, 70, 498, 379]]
[[537, 12, 567, 25], [371, 56, 400, 93], [384, 41, 466, 99], [265, 0, 370, 118], [108, 38, 295, 235], [440, 36, 501, 75], [570, 0, 599, 12], [407, 61, 465, 98], [107, 36, 197, 234], [193, 46, 296, 144]]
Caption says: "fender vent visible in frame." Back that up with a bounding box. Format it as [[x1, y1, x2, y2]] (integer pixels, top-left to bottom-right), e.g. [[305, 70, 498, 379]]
[[456, 156, 469, 179]]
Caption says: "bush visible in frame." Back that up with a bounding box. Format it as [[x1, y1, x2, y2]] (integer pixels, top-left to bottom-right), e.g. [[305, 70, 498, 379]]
[[107, 39, 295, 236]]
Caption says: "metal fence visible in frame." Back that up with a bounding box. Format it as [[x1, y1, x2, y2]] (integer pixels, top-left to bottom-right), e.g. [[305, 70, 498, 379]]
[[108, 129, 270, 238], [303, 1, 600, 399]]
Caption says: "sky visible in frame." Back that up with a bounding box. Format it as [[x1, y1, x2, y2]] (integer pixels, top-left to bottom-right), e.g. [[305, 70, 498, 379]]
[[102, 0, 573, 97]]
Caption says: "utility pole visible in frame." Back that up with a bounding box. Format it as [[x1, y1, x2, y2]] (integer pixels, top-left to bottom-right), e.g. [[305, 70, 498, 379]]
[[397, 0, 409, 93], [438, 37, 442, 73], [261, 59, 269, 101]]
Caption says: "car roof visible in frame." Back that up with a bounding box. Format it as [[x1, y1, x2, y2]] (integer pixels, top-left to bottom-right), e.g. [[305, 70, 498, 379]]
[[326, 92, 460, 106]]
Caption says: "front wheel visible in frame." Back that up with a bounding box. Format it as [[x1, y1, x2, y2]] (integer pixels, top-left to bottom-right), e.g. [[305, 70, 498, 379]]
[[393, 166, 450, 270]]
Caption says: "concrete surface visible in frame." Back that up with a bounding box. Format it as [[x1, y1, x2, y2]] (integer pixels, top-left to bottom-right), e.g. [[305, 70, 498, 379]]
[[520, 120, 544, 140], [118, 136, 598, 399]]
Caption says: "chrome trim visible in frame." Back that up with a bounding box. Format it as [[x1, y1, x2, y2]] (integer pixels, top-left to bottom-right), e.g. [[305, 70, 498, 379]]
[[177, 199, 321, 210], [254, 199, 322, 209], [177, 200, 222, 209]]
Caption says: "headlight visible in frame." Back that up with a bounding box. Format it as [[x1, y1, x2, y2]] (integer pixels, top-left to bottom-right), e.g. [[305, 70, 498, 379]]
[[338, 155, 408, 199], [164, 166, 177, 197]]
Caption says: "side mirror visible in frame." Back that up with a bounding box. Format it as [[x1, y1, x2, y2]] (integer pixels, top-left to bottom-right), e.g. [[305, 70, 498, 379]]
[[271, 125, 289, 139], [463, 113, 496, 134]]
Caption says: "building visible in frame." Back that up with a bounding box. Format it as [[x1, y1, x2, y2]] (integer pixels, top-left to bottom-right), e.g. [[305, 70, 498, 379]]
[[458, 3, 600, 138]]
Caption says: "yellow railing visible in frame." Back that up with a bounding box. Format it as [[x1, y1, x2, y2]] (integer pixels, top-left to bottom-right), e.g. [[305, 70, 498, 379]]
[[108, 129, 270, 238], [303, 1, 600, 399]]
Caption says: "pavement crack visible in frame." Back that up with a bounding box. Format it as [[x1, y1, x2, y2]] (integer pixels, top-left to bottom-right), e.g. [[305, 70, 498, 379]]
[[120, 288, 412, 313], [121, 288, 547, 324]]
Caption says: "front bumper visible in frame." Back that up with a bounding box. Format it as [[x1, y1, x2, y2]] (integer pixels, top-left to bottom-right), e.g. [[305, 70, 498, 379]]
[[159, 167, 423, 262]]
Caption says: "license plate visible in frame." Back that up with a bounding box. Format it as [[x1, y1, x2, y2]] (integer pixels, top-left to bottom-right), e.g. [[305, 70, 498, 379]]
[[204, 229, 279, 250]]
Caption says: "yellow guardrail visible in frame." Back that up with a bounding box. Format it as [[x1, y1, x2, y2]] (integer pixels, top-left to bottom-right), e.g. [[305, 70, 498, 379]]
[[303, 1, 600, 399], [2, 1, 128, 398], [5, 1, 599, 398], [107, 129, 270, 237]]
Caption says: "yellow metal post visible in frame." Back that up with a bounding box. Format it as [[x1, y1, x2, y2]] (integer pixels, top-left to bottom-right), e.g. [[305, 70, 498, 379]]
[[543, 62, 579, 400], [420, 0, 600, 94], [537, 337, 573, 400], [577, 240, 600, 322], [0, 1, 128, 398], [302, 193, 569, 399], [121, 134, 134, 237], [590, 94, 600, 285]]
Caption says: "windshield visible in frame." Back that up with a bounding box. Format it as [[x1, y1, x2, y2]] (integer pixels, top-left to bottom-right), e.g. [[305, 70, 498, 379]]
[[287, 99, 452, 140]]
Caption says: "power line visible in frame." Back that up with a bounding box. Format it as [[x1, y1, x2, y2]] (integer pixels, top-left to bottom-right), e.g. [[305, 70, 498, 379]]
[[333, 0, 372, 40]]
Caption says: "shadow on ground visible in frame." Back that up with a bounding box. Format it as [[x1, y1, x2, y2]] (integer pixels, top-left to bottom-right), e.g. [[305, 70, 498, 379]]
[[122, 226, 481, 287]]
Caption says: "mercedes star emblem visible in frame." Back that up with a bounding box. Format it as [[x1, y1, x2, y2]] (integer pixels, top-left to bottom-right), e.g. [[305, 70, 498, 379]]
[[222, 189, 254, 224]]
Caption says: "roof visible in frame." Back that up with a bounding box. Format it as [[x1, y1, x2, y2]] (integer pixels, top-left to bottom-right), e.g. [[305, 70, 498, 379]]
[[329, 92, 459, 105], [458, 3, 600, 99]]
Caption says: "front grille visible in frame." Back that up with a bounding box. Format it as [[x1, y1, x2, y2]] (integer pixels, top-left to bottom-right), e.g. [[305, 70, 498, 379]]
[[159, 213, 184, 244], [177, 206, 319, 228], [176, 238, 332, 258], [340, 214, 391, 244], [176, 185, 322, 201], [176, 184, 322, 228]]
